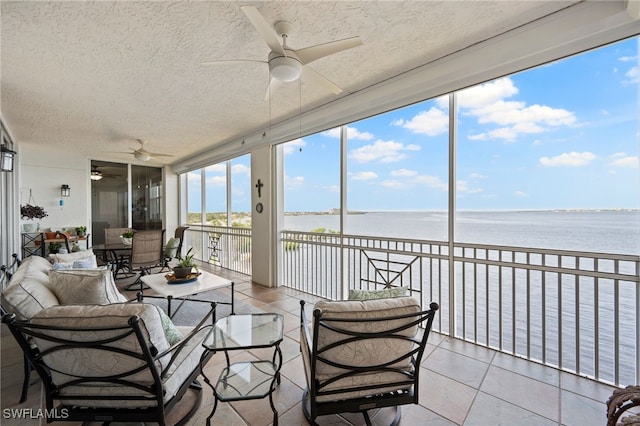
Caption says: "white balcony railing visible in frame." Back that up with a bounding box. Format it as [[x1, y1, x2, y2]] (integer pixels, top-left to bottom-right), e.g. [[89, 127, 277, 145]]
[[184, 226, 639, 386], [281, 230, 640, 387]]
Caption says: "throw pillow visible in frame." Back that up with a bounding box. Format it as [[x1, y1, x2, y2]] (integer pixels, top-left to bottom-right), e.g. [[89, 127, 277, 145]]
[[348, 286, 409, 300], [51, 255, 99, 271], [49, 249, 95, 264], [164, 237, 180, 258], [48, 269, 128, 305], [154, 306, 183, 346]]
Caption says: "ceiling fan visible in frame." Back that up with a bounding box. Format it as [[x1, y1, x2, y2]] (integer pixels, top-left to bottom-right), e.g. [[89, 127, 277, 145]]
[[203, 5, 362, 98], [116, 139, 173, 162], [90, 165, 120, 180]]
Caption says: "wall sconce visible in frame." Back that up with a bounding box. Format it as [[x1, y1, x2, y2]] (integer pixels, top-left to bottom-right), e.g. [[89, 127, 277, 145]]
[[60, 184, 70, 197], [1, 145, 16, 172]]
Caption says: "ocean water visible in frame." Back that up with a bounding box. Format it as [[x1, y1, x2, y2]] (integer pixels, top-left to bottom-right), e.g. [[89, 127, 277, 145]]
[[284, 210, 640, 255], [283, 209, 640, 383]]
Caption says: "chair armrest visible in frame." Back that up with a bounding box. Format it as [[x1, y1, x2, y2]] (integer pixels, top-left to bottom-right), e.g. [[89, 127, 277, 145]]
[[300, 300, 313, 351], [156, 303, 215, 377]]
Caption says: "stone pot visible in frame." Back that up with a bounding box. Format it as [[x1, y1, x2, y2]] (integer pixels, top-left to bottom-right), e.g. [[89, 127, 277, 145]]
[[172, 267, 192, 279]]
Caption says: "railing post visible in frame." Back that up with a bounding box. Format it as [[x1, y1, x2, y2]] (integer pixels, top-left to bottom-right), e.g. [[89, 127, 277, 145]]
[[448, 92, 457, 337]]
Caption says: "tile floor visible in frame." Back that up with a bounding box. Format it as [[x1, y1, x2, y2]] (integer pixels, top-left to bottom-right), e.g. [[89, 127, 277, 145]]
[[1, 262, 619, 425]]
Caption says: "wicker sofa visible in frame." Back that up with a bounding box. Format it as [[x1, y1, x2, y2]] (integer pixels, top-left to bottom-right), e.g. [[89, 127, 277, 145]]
[[1, 254, 213, 425]]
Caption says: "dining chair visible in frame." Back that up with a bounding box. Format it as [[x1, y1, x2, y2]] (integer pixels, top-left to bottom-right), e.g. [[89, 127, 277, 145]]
[[103, 227, 133, 278], [123, 229, 165, 292]]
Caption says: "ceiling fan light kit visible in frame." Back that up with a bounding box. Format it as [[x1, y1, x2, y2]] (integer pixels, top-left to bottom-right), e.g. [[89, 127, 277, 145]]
[[269, 54, 302, 82]]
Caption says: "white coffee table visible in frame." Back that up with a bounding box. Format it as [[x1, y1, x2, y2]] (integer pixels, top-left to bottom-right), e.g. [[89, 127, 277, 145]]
[[140, 270, 234, 318]]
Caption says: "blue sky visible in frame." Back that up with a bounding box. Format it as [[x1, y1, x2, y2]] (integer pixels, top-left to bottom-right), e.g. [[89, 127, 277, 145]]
[[190, 36, 639, 213]]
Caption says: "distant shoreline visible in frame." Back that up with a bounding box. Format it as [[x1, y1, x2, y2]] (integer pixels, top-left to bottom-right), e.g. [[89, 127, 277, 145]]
[[284, 208, 640, 215]]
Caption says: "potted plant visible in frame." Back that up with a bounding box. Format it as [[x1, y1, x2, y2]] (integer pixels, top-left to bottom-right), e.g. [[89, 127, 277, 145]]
[[48, 242, 61, 254], [75, 226, 87, 237], [173, 247, 196, 279], [120, 230, 135, 245], [20, 204, 48, 232]]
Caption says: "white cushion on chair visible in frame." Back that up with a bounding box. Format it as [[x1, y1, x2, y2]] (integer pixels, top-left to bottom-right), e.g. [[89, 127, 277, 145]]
[[310, 296, 422, 402], [48, 249, 95, 263], [30, 303, 172, 408], [1, 256, 58, 320]]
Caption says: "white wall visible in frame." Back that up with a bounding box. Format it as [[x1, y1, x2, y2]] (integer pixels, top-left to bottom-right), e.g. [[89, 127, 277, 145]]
[[20, 145, 90, 232], [250, 145, 272, 287]]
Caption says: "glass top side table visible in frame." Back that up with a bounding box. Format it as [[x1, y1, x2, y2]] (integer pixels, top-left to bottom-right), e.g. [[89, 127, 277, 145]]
[[201, 312, 284, 426]]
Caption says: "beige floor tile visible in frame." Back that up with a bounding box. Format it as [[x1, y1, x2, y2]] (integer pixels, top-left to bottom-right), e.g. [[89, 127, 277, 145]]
[[465, 391, 556, 426], [424, 347, 490, 389], [560, 389, 609, 426], [418, 368, 477, 424], [480, 365, 560, 421]]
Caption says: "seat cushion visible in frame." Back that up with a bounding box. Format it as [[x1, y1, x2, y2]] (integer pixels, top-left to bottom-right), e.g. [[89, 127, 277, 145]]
[[29, 303, 172, 408], [1, 256, 59, 320], [48, 249, 95, 264]]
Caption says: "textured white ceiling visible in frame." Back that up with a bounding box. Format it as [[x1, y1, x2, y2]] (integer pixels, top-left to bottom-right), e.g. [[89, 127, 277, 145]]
[[1, 1, 582, 166]]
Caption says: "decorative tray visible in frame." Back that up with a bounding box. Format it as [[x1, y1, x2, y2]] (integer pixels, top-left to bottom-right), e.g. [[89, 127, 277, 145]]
[[165, 272, 201, 284]]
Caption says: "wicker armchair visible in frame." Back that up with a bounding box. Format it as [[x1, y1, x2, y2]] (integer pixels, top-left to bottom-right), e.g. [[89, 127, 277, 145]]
[[607, 385, 640, 426]]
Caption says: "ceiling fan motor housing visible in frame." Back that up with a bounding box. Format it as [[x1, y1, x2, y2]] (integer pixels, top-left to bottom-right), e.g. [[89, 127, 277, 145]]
[[268, 50, 302, 82]]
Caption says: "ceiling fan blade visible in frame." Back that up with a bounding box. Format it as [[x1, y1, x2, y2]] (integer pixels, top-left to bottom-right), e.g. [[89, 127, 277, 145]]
[[303, 66, 343, 95], [146, 152, 174, 158], [296, 36, 362, 65], [240, 5, 285, 56], [202, 59, 267, 66], [263, 77, 284, 101]]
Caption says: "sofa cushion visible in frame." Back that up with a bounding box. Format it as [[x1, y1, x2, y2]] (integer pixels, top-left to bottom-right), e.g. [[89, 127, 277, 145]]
[[29, 303, 172, 408], [348, 286, 408, 300], [1, 256, 59, 320], [48, 269, 128, 305]]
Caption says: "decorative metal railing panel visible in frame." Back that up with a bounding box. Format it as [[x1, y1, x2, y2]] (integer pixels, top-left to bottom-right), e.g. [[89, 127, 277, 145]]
[[184, 225, 252, 276], [280, 230, 640, 387]]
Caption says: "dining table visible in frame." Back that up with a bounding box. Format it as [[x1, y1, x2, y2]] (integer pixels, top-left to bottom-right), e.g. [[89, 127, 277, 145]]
[[91, 242, 132, 279]]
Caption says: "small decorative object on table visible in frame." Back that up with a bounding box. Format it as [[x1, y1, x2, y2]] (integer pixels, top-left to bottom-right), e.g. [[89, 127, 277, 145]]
[[120, 230, 135, 245], [172, 247, 197, 279], [75, 226, 87, 237]]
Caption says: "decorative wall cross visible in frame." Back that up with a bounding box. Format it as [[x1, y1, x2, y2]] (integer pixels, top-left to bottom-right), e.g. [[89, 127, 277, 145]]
[[256, 179, 263, 198]]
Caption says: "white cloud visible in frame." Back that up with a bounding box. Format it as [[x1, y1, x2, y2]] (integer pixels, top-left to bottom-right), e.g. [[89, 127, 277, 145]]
[[619, 55, 638, 62], [391, 168, 418, 177], [393, 107, 448, 136], [205, 164, 225, 172], [349, 140, 421, 163], [515, 190, 528, 197], [457, 77, 519, 109], [539, 151, 596, 167], [457, 180, 483, 194], [282, 138, 306, 155], [285, 175, 304, 189], [609, 152, 639, 168], [469, 173, 487, 179], [206, 175, 226, 186], [351, 171, 378, 180], [413, 174, 448, 191], [231, 164, 250, 175], [624, 66, 639, 85], [322, 126, 374, 140], [381, 180, 406, 189]]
